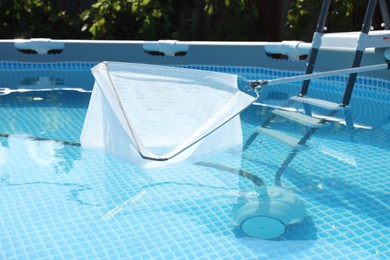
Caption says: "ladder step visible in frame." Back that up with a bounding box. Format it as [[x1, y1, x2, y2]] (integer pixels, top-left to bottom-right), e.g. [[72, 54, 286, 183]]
[[290, 96, 342, 110], [256, 127, 306, 150], [272, 109, 323, 128]]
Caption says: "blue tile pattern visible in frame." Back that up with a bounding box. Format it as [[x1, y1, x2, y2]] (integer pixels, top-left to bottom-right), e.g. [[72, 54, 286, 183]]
[[0, 62, 389, 259]]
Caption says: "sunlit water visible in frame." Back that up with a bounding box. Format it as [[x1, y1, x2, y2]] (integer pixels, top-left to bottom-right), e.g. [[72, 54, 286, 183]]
[[0, 63, 389, 259]]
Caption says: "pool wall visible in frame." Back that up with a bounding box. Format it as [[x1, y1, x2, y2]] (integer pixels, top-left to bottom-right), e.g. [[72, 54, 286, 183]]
[[1, 32, 390, 80]]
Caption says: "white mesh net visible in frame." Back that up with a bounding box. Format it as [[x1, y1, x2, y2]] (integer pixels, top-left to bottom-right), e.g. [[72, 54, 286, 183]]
[[80, 62, 256, 167]]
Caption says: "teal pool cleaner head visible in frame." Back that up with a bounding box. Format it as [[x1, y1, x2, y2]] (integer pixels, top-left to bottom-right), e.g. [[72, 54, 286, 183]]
[[231, 185, 306, 239]]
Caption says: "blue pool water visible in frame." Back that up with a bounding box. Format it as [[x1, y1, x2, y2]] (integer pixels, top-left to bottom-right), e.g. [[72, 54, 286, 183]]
[[0, 62, 389, 259]]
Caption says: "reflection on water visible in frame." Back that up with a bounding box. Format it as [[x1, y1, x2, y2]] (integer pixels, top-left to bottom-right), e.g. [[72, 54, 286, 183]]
[[0, 68, 94, 91], [0, 135, 98, 207], [0, 135, 81, 175], [19, 76, 65, 89], [0, 90, 90, 145]]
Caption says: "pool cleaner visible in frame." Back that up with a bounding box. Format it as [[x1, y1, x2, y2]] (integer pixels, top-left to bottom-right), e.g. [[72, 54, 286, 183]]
[[231, 185, 305, 239], [197, 162, 305, 240]]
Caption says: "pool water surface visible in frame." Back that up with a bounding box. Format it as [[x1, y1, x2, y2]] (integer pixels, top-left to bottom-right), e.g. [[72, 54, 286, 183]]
[[0, 62, 389, 259]]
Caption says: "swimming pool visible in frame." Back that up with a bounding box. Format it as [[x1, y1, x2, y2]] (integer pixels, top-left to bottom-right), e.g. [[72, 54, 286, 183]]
[[0, 61, 389, 259]]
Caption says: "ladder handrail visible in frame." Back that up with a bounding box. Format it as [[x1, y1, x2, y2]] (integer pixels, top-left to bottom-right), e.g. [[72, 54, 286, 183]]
[[300, 0, 331, 97], [341, 0, 379, 106], [379, 0, 390, 29]]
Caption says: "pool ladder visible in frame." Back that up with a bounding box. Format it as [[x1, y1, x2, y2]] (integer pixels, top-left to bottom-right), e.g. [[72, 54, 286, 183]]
[[247, 0, 390, 186]]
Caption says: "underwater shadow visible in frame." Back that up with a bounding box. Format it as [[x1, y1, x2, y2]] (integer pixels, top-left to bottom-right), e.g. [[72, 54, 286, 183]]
[[285, 168, 390, 228]]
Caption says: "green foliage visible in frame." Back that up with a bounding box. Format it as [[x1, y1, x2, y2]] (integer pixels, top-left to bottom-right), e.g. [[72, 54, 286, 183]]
[[202, 0, 257, 40], [80, 0, 193, 40], [0, 0, 88, 39], [0, 0, 381, 41], [285, 0, 370, 41]]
